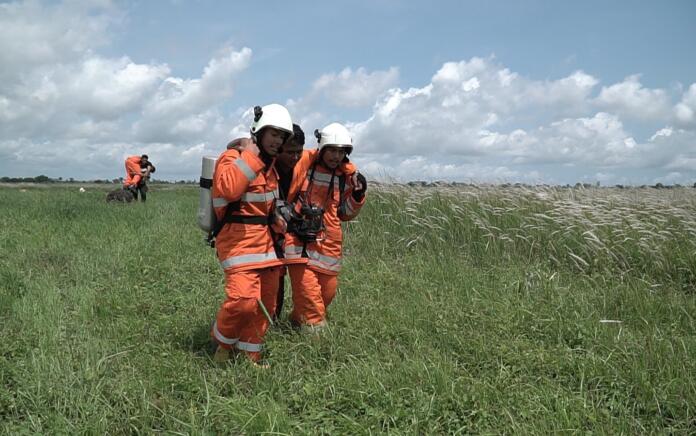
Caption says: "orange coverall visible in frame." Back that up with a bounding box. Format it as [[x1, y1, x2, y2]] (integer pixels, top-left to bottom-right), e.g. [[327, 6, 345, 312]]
[[210, 149, 282, 361], [123, 155, 143, 188], [284, 150, 366, 326]]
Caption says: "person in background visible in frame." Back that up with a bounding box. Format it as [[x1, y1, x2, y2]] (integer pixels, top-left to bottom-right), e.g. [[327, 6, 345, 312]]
[[123, 154, 154, 202], [136, 158, 156, 202]]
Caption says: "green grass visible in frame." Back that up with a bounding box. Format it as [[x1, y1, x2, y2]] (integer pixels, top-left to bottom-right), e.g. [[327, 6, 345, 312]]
[[1, 184, 695, 434]]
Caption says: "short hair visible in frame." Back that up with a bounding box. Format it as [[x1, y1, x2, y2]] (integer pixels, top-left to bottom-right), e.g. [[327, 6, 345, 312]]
[[141, 154, 149, 159], [291, 124, 305, 145]]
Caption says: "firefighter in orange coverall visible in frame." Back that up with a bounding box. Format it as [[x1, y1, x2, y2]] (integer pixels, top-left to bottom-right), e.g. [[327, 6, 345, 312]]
[[211, 104, 293, 365], [225, 124, 307, 320], [284, 123, 367, 329]]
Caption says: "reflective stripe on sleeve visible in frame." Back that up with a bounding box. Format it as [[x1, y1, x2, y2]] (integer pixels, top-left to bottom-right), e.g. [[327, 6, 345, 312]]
[[235, 158, 257, 181], [241, 189, 278, 203], [236, 341, 263, 352], [220, 251, 278, 269], [213, 197, 229, 208], [212, 321, 239, 345]]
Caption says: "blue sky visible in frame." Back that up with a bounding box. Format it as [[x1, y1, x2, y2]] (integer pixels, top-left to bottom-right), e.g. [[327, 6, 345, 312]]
[[1, 0, 695, 184]]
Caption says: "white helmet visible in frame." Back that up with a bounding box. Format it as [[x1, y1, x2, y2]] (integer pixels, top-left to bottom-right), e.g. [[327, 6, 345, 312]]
[[315, 122, 353, 155], [250, 103, 293, 141]]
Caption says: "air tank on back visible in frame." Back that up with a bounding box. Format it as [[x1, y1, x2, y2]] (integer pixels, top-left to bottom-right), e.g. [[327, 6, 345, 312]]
[[197, 156, 217, 232]]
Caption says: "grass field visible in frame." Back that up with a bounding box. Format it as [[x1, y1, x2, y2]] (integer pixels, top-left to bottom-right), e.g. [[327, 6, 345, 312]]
[[1, 184, 695, 434]]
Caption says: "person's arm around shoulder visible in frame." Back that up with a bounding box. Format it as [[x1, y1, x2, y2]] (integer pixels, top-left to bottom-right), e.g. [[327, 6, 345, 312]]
[[214, 144, 264, 202]]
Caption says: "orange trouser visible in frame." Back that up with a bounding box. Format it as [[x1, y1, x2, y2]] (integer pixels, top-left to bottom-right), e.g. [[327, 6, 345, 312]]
[[211, 266, 280, 361], [288, 264, 338, 326]]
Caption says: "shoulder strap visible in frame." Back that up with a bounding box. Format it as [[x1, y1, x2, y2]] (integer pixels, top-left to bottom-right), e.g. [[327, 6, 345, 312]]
[[337, 173, 347, 215], [339, 173, 346, 198]]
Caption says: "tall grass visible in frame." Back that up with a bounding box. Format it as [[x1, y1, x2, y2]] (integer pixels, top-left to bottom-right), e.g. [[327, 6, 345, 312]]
[[1, 184, 695, 433]]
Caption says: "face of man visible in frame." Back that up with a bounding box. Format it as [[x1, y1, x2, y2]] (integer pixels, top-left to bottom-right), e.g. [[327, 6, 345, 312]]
[[320, 146, 347, 169], [259, 128, 288, 157], [140, 156, 149, 166], [276, 141, 303, 171]]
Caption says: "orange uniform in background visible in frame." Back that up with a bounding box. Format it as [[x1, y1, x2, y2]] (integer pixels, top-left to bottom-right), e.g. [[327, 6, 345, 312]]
[[123, 155, 143, 188], [284, 149, 365, 326], [210, 148, 282, 361]]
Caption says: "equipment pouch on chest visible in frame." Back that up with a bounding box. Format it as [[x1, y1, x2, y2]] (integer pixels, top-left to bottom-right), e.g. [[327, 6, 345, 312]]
[[282, 198, 325, 243]]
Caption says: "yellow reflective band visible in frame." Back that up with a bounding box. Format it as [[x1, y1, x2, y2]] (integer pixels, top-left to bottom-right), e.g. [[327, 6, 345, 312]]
[[306, 249, 342, 271], [220, 252, 278, 269], [236, 341, 263, 352], [241, 189, 278, 202], [212, 321, 238, 345], [213, 197, 229, 207], [284, 245, 304, 255], [234, 158, 257, 181]]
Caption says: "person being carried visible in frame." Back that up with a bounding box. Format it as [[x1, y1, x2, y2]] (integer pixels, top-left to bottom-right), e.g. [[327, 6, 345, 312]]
[[284, 122, 367, 331], [210, 104, 293, 366], [123, 154, 155, 202]]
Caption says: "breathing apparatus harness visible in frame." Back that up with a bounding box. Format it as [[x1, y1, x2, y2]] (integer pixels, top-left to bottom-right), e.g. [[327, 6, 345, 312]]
[[207, 107, 287, 253], [285, 157, 347, 247]]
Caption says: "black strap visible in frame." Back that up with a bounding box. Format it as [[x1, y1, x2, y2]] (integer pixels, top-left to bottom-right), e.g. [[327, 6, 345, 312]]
[[338, 174, 346, 212], [339, 173, 345, 197], [199, 177, 212, 189], [207, 200, 241, 246], [226, 215, 269, 225]]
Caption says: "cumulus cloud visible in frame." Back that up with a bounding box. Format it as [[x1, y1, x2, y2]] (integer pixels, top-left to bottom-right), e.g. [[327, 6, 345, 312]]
[[595, 75, 672, 121], [345, 57, 696, 184], [0, 0, 252, 179], [354, 154, 541, 183], [134, 46, 252, 143], [674, 83, 696, 127], [310, 67, 399, 107], [0, 0, 117, 83], [350, 57, 603, 159], [1, 2, 695, 185]]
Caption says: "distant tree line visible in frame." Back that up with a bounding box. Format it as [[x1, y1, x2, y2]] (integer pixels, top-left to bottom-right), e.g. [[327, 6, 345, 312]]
[[3, 175, 694, 188], [0, 176, 196, 184]]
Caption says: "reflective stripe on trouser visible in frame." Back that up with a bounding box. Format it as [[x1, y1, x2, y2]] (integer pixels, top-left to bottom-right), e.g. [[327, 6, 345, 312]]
[[284, 244, 304, 260], [220, 251, 278, 270], [288, 264, 338, 326], [306, 249, 342, 273], [211, 267, 280, 361]]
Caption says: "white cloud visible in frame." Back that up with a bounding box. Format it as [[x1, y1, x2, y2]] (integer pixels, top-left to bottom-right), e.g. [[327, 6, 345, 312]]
[[595, 75, 672, 121], [350, 57, 602, 160], [1, 1, 694, 186], [508, 112, 639, 167], [346, 58, 696, 184], [674, 83, 696, 127], [0, 0, 118, 84], [0, 1, 252, 180], [133, 46, 252, 143], [353, 153, 542, 184], [310, 67, 399, 107]]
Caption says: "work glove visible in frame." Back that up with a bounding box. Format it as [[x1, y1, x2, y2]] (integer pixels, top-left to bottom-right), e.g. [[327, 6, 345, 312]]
[[351, 172, 367, 201]]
